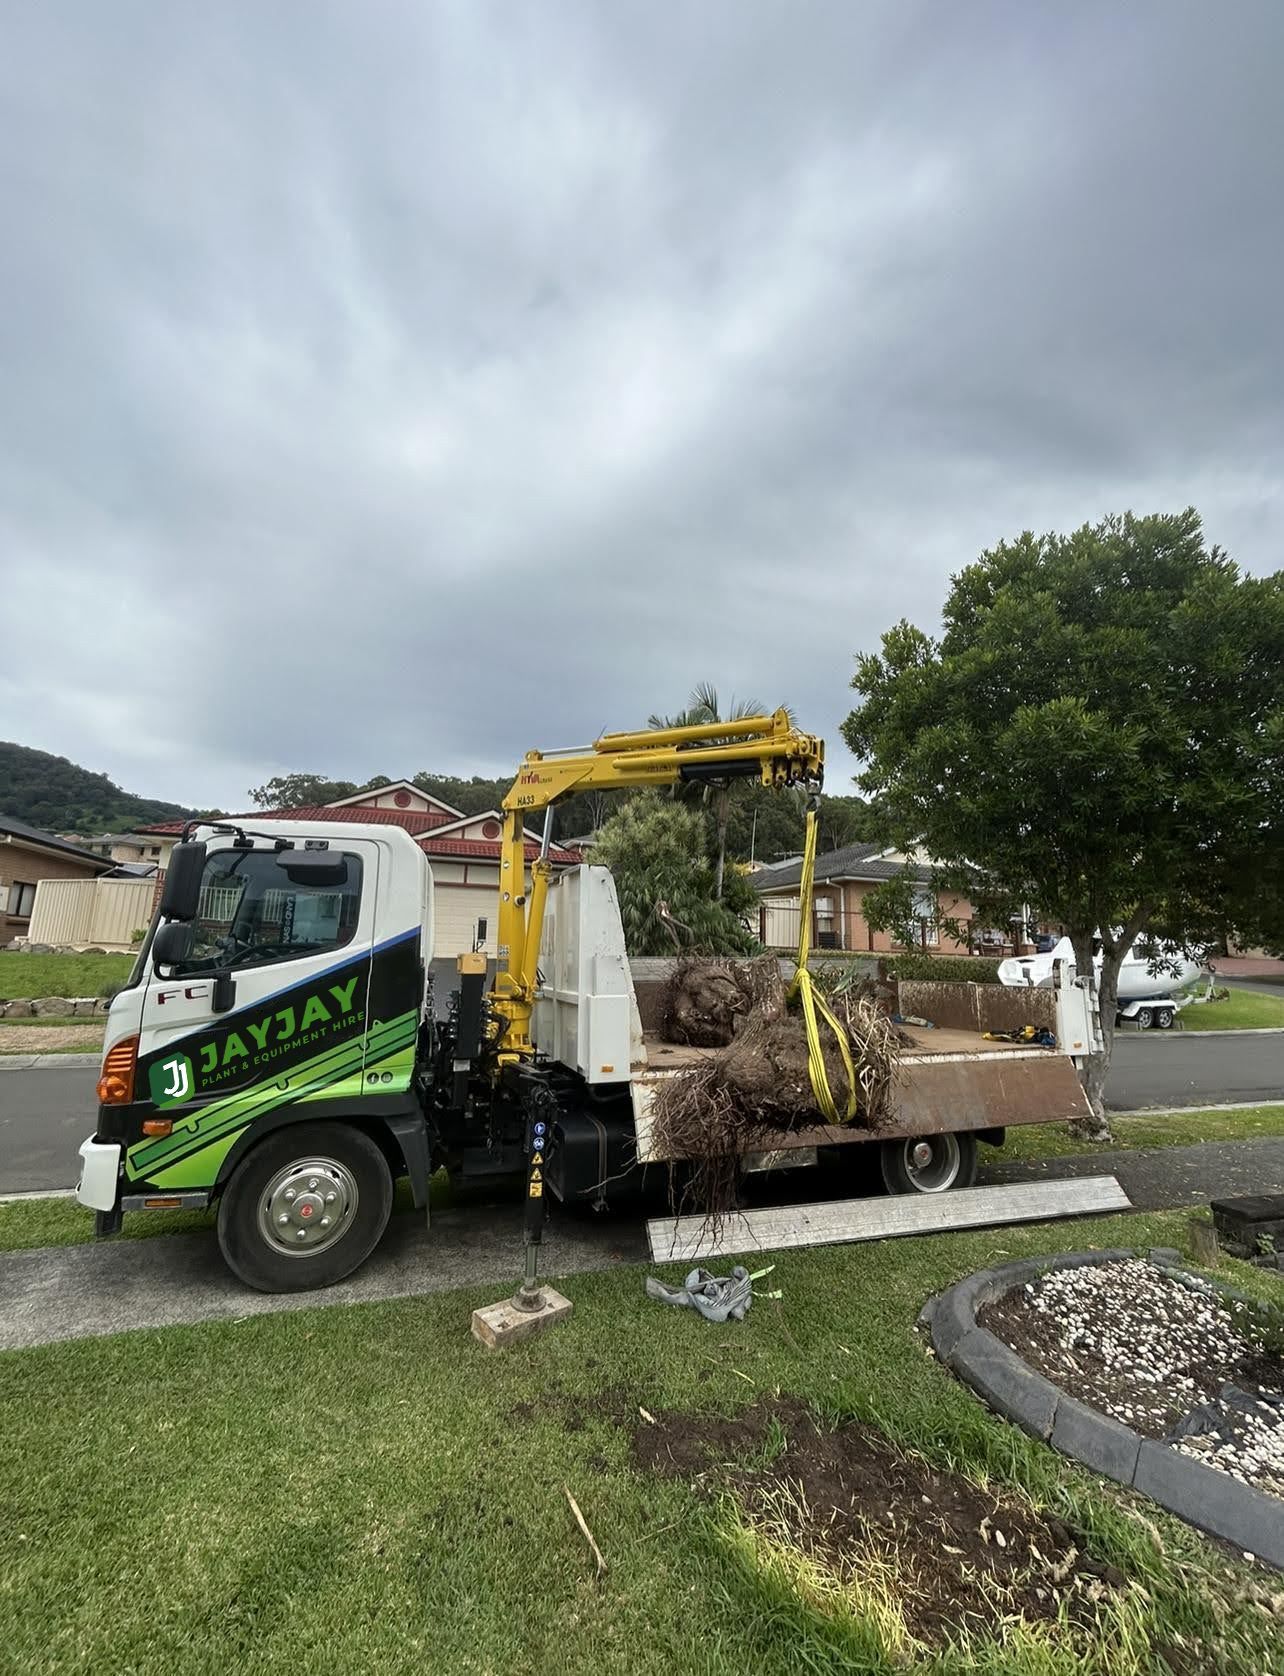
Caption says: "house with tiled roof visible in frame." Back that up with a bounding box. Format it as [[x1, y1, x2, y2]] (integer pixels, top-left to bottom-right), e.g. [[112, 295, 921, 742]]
[[0, 814, 112, 944], [753, 841, 981, 956], [135, 780, 577, 959]]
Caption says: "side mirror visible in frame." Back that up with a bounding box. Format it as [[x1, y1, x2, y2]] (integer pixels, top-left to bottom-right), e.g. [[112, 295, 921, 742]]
[[159, 841, 207, 921], [152, 920, 194, 970]]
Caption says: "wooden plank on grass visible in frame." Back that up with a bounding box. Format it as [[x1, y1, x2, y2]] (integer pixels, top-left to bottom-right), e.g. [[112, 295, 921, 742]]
[[646, 1175, 1132, 1265]]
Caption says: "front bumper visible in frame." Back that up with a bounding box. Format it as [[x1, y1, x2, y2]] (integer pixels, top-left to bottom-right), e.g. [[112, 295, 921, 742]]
[[77, 1137, 122, 1211]]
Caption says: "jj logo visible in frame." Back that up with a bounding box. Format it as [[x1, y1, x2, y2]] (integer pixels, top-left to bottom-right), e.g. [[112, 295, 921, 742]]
[[148, 1052, 194, 1108], [162, 1057, 189, 1100]]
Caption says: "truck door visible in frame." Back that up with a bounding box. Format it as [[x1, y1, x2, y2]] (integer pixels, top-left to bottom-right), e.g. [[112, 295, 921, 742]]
[[124, 836, 391, 1193]]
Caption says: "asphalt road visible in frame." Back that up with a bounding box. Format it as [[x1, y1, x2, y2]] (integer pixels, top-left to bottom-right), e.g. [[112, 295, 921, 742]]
[[1105, 1029, 1283, 1112], [0, 1065, 98, 1193], [1, 1030, 1281, 1195]]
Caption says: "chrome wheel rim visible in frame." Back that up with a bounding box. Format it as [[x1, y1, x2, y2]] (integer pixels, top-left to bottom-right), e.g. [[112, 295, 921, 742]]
[[903, 1134, 961, 1192], [257, 1156, 359, 1258]]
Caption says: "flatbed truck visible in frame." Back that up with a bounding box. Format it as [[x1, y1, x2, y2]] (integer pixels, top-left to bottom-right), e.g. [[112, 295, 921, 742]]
[[76, 714, 1100, 1291]]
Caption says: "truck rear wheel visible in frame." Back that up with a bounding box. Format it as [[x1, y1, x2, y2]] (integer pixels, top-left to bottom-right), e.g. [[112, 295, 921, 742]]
[[217, 1122, 393, 1293], [880, 1133, 977, 1195]]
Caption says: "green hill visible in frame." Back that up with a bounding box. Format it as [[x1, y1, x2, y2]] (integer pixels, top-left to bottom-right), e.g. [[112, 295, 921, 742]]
[[0, 742, 192, 836]]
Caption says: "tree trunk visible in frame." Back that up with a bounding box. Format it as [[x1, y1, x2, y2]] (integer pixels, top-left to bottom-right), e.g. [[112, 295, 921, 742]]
[[1069, 935, 1119, 1143], [713, 788, 729, 901]]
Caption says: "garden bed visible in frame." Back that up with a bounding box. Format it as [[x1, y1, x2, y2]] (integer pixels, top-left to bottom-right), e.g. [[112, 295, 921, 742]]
[[980, 1258, 1284, 1498], [928, 1251, 1284, 1566]]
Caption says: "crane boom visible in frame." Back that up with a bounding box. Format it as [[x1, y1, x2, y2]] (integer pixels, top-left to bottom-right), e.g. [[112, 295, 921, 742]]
[[487, 709, 824, 1060]]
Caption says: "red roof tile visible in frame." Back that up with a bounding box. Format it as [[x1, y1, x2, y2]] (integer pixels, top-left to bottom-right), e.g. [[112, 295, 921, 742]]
[[262, 805, 457, 835], [418, 835, 578, 863], [137, 807, 457, 838]]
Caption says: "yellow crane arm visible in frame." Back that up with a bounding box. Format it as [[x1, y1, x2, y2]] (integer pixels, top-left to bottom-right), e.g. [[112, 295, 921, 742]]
[[486, 710, 824, 1060]]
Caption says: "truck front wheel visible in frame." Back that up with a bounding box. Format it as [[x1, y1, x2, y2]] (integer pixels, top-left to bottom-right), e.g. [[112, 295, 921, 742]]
[[217, 1122, 393, 1293], [880, 1133, 978, 1195]]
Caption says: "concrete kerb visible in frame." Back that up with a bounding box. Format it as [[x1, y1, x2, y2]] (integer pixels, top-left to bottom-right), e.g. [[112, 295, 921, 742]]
[[926, 1248, 1284, 1568]]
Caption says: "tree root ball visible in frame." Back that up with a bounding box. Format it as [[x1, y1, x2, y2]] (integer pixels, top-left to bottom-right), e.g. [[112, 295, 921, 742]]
[[718, 1016, 851, 1122], [662, 955, 786, 1047], [650, 967, 905, 1224]]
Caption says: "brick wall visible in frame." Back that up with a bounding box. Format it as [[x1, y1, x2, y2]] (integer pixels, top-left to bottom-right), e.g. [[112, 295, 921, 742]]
[[0, 843, 106, 945], [760, 881, 980, 955]]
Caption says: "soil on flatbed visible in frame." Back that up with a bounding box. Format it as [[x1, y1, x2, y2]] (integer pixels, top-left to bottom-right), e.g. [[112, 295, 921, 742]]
[[630, 1396, 1123, 1646]]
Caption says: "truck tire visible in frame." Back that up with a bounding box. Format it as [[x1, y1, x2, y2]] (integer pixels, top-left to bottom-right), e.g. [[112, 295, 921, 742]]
[[880, 1133, 978, 1195], [217, 1122, 393, 1293]]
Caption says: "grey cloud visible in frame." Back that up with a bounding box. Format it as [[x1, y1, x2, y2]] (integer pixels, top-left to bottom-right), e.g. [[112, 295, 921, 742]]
[[1, 1, 1281, 810]]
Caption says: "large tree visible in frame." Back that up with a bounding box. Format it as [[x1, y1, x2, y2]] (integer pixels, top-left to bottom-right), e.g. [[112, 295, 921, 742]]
[[590, 792, 759, 956], [844, 510, 1284, 1134], [247, 773, 392, 809]]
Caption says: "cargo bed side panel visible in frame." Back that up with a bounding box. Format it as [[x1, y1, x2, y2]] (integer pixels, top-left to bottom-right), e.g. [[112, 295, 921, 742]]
[[631, 1049, 1090, 1164]]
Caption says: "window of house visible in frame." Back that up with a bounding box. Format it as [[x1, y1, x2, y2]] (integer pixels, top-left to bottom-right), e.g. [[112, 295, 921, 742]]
[[169, 849, 363, 976], [892, 886, 939, 948], [915, 887, 940, 946], [7, 881, 36, 918]]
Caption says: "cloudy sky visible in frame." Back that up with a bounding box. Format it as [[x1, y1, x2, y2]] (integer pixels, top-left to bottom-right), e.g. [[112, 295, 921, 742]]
[[2, 1, 1281, 812]]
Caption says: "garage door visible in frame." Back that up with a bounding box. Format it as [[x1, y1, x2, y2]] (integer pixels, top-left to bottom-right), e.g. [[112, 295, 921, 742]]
[[432, 883, 497, 960]]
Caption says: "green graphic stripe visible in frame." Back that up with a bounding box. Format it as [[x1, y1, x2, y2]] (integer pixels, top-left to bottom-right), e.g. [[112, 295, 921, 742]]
[[147, 1022, 421, 1190], [355, 1035, 419, 1095], [130, 1013, 418, 1176], [127, 1036, 367, 1179], [131, 1031, 369, 1172], [127, 1013, 418, 1179], [152, 1022, 421, 1188], [148, 1131, 244, 1192]]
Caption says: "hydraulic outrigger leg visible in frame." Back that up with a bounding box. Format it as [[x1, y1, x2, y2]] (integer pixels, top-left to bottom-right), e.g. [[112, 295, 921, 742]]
[[470, 1071, 573, 1347]]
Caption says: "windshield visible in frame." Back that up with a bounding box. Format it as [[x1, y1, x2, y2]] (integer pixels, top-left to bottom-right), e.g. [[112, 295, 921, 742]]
[[169, 848, 363, 976]]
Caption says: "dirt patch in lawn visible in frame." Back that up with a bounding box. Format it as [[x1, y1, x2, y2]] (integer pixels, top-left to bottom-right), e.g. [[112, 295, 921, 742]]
[[632, 1396, 1122, 1646]]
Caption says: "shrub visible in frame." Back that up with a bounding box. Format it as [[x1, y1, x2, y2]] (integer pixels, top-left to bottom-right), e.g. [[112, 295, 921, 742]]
[[592, 792, 760, 957], [884, 952, 1003, 985]]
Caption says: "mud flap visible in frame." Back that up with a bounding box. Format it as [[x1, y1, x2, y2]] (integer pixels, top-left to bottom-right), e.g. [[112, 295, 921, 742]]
[[383, 1113, 432, 1209]]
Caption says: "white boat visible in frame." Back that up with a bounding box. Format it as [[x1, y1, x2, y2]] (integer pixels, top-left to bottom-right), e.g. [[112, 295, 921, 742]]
[[998, 937, 1209, 1028]]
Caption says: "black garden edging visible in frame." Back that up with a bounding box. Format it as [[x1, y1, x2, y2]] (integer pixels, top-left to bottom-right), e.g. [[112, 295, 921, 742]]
[[921, 1249, 1284, 1569]]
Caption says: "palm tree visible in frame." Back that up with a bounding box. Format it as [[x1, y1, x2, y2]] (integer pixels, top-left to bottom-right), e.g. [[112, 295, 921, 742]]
[[649, 684, 787, 900]]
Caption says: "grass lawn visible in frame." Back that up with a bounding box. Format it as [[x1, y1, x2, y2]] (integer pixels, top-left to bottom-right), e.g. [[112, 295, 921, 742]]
[[0, 951, 134, 999], [1000, 1104, 1284, 1164], [1, 1208, 1282, 1674], [1178, 988, 1284, 1030]]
